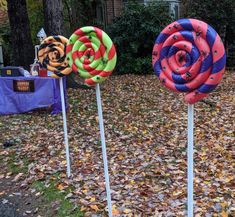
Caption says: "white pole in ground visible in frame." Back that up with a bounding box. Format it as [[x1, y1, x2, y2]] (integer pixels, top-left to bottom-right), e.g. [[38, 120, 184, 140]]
[[187, 104, 194, 217], [59, 78, 71, 177], [95, 84, 113, 217]]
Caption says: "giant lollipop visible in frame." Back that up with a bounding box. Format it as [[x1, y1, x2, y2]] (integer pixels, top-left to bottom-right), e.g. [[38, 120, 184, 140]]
[[38, 35, 72, 177], [152, 19, 226, 217], [38, 35, 72, 78], [66, 26, 117, 86], [66, 26, 117, 217], [152, 18, 226, 104]]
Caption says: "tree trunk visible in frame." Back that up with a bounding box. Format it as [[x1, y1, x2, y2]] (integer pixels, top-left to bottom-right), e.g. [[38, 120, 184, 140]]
[[7, 0, 34, 70], [43, 0, 64, 35], [43, 0, 83, 88], [63, 0, 97, 31]]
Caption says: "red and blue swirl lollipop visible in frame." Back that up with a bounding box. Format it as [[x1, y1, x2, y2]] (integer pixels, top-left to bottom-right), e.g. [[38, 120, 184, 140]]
[[152, 18, 226, 104]]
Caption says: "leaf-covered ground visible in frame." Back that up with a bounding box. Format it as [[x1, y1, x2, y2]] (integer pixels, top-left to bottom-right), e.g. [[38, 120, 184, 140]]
[[0, 72, 234, 216]]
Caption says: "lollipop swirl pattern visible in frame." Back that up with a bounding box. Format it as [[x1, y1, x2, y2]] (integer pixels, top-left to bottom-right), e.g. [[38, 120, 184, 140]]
[[66, 26, 117, 86], [38, 35, 72, 78], [152, 18, 226, 104]]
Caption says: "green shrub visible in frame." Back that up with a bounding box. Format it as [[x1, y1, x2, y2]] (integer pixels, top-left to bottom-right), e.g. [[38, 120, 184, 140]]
[[107, 1, 173, 74], [0, 23, 12, 66], [183, 0, 235, 45], [27, 0, 44, 45], [183, 0, 235, 67]]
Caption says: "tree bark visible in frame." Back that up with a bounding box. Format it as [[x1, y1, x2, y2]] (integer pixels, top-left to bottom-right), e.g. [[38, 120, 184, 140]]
[[7, 0, 34, 69], [42, 0, 88, 89], [43, 0, 64, 35]]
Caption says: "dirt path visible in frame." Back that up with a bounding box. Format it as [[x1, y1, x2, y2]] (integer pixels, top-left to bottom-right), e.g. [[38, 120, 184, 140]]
[[0, 145, 44, 217], [0, 144, 81, 217], [0, 176, 42, 217]]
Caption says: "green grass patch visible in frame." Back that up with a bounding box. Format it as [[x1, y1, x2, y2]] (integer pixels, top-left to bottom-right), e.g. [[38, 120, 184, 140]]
[[7, 152, 29, 174], [2, 151, 83, 217], [32, 180, 84, 217]]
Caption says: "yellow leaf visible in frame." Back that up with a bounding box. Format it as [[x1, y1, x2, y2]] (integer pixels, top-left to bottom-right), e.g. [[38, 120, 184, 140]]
[[220, 202, 227, 208], [6, 172, 12, 176], [173, 191, 182, 196], [130, 180, 135, 185], [224, 177, 232, 183], [213, 197, 221, 202], [123, 208, 132, 214], [61, 160, 67, 165], [80, 206, 86, 211], [90, 205, 99, 212], [82, 189, 88, 193], [143, 130, 148, 135], [90, 197, 96, 202]]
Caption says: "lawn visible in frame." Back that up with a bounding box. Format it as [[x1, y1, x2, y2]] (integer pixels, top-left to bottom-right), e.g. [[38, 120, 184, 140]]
[[0, 72, 234, 216]]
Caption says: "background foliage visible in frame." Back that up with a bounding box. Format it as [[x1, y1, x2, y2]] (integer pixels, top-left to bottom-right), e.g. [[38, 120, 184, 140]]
[[27, 0, 44, 45], [0, 24, 11, 65], [1, 0, 234, 68], [183, 0, 235, 45], [0, 0, 43, 66], [107, 2, 173, 74], [63, 0, 105, 36], [182, 0, 235, 66]]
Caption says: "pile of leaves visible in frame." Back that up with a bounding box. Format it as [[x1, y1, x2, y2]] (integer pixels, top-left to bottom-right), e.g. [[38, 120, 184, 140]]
[[0, 71, 234, 216]]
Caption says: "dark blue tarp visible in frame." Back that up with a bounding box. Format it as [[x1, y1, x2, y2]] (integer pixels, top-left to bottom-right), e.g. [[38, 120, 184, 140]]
[[0, 76, 67, 115]]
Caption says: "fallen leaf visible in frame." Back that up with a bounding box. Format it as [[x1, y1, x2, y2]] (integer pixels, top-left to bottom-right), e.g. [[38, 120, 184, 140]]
[[89, 197, 96, 202], [13, 173, 24, 182], [112, 208, 120, 215], [221, 211, 228, 217], [90, 205, 99, 212], [123, 208, 132, 214]]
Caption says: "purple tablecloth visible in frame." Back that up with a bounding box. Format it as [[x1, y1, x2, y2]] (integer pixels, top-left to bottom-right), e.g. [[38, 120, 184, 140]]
[[0, 76, 67, 115]]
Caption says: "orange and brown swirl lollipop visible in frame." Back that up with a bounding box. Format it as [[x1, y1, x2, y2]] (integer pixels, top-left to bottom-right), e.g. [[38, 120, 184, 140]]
[[38, 35, 72, 78]]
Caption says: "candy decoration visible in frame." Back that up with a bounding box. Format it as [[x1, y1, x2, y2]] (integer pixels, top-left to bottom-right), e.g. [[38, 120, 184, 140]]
[[67, 26, 116, 216], [152, 19, 227, 216], [38, 35, 72, 177], [38, 35, 72, 78], [66, 26, 117, 86], [152, 18, 226, 104]]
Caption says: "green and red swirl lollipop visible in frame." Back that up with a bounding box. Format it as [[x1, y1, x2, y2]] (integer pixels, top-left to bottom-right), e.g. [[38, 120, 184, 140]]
[[66, 26, 117, 86]]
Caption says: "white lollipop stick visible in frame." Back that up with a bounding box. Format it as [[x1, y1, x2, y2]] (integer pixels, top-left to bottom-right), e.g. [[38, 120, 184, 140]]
[[59, 78, 71, 177], [187, 104, 194, 216], [95, 84, 113, 217]]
